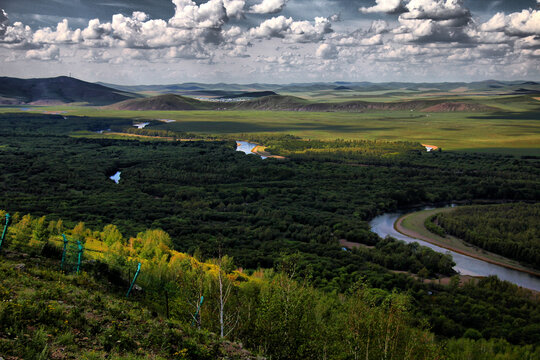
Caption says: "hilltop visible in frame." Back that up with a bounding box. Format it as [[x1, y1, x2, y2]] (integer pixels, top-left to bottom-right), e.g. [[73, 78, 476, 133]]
[[0, 76, 139, 106]]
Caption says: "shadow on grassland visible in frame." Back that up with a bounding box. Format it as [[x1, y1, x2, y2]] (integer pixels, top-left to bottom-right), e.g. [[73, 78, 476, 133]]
[[156, 120, 395, 134], [454, 148, 540, 157], [468, 108, 540, 121]]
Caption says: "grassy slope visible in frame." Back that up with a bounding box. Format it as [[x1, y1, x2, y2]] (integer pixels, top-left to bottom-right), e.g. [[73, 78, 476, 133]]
[[108, 94, 216, 111], [0, 250, 258, 360]]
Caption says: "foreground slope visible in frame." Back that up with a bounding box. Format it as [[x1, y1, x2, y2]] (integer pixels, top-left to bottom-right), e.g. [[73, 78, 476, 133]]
[[0, 249, 259, 360], [1, 210, 539, 360]]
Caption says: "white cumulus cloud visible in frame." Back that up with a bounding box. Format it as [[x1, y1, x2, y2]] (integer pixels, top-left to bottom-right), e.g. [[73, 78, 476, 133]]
[[402, 0, 470, 21], [316, 43, 337, 59], [248, 16, 332, 43], [169, 0, 228, 29], [360, 0, 404, 14], [25, 44, 59, 60], [250, 0, 288, 14]]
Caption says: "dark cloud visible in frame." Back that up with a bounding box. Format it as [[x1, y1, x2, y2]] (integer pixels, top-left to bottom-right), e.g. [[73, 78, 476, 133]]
[[0, 9, 8, 36], [0, 0, 174, 27], [464, 0, 535, 14]]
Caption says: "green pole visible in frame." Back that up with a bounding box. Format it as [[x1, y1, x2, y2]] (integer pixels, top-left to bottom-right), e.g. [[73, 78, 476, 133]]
[[191, 296, 204, 326], [61, 234, 68, 270], [126, 262, 141, 298], [0, 213, 10, 251], [76, 240, 83, 274]]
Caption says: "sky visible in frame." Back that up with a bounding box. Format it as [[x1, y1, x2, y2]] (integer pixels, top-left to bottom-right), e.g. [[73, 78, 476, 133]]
[[0, 0, 539, 84]]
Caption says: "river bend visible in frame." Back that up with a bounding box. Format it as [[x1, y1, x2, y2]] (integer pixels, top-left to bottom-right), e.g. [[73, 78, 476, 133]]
[[370, 211, 540, 291]]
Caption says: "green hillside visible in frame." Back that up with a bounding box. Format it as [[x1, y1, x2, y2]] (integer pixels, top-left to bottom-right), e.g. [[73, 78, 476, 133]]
[[108, 94, 215, 111], [0, 76, 139, 106], [0, 248, 257, 360], [1, 211, 539, 360]]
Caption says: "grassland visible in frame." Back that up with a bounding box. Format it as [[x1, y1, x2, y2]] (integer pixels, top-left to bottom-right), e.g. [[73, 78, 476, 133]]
[[1, 93, 539, 155]]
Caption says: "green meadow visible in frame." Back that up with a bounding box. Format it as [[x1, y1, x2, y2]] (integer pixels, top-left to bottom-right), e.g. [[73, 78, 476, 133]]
[[2, 94, 539, 155]]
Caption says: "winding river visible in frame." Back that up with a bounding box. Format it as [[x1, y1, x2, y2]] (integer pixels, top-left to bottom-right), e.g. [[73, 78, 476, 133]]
[[370, 210, 540, 291], [236, 140, 540, 290]]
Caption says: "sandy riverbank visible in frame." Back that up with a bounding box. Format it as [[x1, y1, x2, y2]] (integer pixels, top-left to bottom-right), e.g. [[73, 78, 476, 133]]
[[421, 143, 439, 151], [394, 210, 540, 278], [251, 145, 285, 159]]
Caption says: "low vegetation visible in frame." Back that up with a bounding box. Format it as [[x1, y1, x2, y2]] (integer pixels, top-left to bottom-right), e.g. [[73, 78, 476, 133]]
[[1, 212, 539, 359]]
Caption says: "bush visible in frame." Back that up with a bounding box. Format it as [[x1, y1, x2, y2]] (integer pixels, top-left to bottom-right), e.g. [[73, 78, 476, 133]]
[[463, 328, 483, 340]]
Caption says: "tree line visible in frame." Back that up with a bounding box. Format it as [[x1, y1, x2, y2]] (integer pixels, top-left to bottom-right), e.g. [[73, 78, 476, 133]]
[[436, 203, 540, 269]]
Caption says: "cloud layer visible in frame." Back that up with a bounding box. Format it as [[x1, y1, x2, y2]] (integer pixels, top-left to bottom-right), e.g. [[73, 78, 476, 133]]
[[0, 0, 539, 83]]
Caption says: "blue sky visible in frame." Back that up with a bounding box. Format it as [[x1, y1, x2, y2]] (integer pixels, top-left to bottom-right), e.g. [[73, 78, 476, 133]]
[[1, 0, 539, 84]]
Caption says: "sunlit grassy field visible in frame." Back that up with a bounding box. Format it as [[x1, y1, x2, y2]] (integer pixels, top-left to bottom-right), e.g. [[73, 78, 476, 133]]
[[1, 94, 539, 155]]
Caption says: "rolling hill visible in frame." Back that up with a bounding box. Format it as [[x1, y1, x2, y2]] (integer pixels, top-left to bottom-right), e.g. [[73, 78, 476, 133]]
[[0, 76, 140, 106], [107, 93, 216, 110], [105, 92, 504, 113], [231, 95, 502, 113], [100, 79, 540, 96]]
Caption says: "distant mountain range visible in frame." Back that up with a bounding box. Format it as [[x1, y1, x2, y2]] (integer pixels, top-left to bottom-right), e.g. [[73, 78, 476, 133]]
[[98, 79, 540, 95], [1, 76, 539, 111]]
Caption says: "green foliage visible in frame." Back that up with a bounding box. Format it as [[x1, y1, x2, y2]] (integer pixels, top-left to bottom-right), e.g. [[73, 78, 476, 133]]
[[437, 203, 540, 269], [265, 138, 424, 162], [444, 338, 540, 360], [0, 252, 255, 360], [424, 214, 447, 237], [463, 328, 483, 340], [1, 211, 539, 359], [101, 224, 124, 246]]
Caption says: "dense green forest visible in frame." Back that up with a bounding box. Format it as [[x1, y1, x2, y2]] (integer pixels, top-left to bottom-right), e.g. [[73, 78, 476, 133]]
[[435, 203, 540, 269], [1, 213, 539, 359], [0, 113, 540, 351], [264, 137, 426, 162]]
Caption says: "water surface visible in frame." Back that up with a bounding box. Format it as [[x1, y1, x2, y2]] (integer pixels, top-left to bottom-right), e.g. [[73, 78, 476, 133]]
[[236, 141, 267, 159], [109, 171, 121, 184], [133, 122, 150, 129], [370, 211, 540, 291]]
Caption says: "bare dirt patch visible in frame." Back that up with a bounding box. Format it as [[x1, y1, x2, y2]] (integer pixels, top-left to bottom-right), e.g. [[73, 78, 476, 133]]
[[420, 102, 497, 112], [391, 270, 480, 287], [252, 145, 285, 159], [421, 143, 439, 151], [339, 239, 374, 249]]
